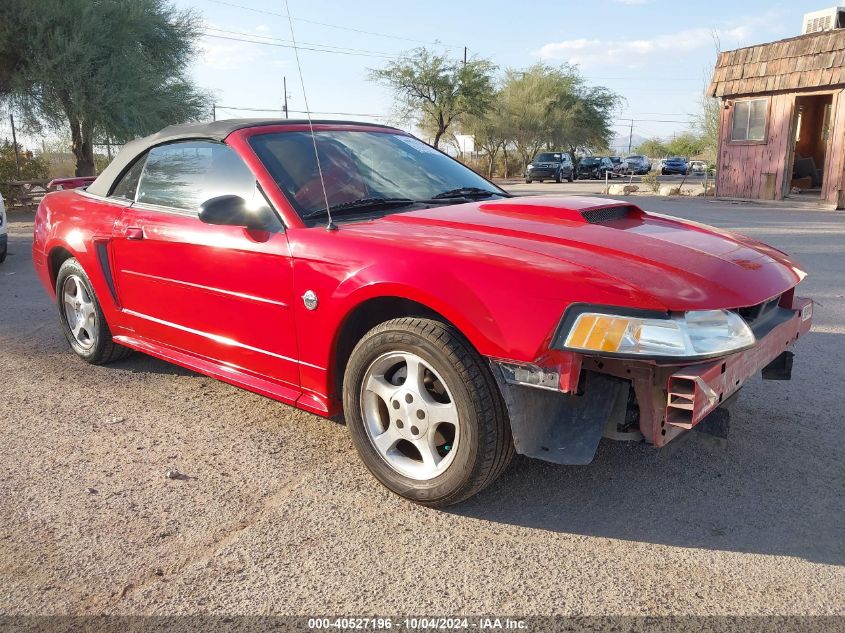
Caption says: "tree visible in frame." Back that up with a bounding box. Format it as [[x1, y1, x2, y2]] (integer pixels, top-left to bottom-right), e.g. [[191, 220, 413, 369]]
[[0, 0, 208, 175], [666, 132, 706, 158], [0, 140, 49, 199], [697, 94, 720, 161], [370, 48, 496, 149], [557, 84, 621, 164], [497, 64, 621, 169], [696, 30, 722, 162], [463, 96, 508, 178], [636, 138, 669, 158]]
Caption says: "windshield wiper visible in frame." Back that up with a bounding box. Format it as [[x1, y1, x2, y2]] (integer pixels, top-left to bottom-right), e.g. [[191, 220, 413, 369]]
[[303, 197, 416, 220], [431, 187, 506, 200]]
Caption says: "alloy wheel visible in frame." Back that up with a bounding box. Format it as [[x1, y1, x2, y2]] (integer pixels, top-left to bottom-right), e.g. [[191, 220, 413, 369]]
[[62, 274, 97, 349], [360, 351, 460, 480]]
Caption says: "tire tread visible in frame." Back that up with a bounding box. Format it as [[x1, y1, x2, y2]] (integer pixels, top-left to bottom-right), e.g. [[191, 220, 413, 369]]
[[347, 317, 514, 506]]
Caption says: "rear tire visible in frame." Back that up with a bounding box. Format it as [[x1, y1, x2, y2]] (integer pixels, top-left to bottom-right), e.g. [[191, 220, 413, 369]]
[[56, 258, 132, 364], [343, 317, 514, 507]]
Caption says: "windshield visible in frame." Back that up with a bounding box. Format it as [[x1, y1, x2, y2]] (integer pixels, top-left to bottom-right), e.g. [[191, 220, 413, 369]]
[[534, 153, 563, 163], [249, 130, 505, 223], [581, 158, 600, 166]]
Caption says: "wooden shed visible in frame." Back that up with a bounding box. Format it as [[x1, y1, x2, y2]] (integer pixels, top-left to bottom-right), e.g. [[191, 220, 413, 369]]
[[709, 29, 845, 208]]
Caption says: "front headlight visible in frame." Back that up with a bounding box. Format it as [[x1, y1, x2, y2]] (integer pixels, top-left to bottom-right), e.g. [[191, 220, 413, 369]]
[[526, 165, 534, 170], [560, 309, 755, 358]]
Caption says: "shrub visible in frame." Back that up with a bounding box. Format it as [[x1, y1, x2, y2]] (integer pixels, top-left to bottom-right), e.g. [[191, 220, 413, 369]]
[[641, 172, 660, 193], [0, 139, 50, 199]]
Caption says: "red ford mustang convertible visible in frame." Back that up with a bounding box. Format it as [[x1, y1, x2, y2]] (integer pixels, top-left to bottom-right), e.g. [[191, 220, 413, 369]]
[[33, 120, 812, 506]]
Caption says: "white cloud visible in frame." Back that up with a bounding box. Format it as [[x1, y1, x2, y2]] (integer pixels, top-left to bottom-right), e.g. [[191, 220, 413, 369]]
[[534, 11, 786, 67], [198, 23, 277, 71], [199, 39, 265, 70], [535, 28, 720, 66]]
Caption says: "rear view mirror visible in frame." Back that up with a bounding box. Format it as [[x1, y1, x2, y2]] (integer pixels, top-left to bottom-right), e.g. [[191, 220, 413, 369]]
[[199, 195, 272, 231]]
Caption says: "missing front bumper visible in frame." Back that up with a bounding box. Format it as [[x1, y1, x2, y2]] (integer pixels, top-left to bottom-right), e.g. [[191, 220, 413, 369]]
[[492, 297, 813, 463]]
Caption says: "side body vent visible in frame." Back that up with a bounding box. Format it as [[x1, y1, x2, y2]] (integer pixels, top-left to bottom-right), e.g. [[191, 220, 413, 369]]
[[581, 205, 634, 224]]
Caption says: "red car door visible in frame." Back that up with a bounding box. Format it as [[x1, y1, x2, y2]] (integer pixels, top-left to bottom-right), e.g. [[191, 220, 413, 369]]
[[109, 140, 300, 393]]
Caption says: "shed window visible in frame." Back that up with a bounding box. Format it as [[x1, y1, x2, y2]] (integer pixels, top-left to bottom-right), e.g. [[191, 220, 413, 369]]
[[731, 99, 768, 142]]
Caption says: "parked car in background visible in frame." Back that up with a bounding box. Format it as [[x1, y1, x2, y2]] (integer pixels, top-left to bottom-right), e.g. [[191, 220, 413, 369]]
[[0, 192, 6, 263], [662, 156, 690, 175], [609, 156, 626, 177], [576, 156, 614, 180], [33, 118, 814, 506], [623, 155, 651, 175], [47, 176, 97, 192], [690, 160, 708, 175], [524, 151, 573, 183]]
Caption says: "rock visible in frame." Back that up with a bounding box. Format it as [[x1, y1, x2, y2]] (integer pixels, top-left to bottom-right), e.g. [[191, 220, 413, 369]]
[[658, 184, 682, 196], [165, 469, 182, 480], [607, 183, 639, 195], [85, 487, 98, 495]]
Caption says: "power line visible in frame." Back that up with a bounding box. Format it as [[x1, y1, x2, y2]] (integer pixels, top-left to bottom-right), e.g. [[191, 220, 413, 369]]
[[203, 26, 399, 57], [216, 105, 388, 118], [612, 117, 697, 124], [581, 76, 702, 82], [206, 0, 459, 48], [216, 106, 692, 125], [201, 32, 395, 58]]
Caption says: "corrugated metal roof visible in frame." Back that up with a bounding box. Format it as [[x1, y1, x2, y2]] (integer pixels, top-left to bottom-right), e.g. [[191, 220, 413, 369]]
[[709, 29, 845, 97]]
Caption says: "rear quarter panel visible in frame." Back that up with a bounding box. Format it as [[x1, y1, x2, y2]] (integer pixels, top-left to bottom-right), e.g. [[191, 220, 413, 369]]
[[34, 191, 126, 326]]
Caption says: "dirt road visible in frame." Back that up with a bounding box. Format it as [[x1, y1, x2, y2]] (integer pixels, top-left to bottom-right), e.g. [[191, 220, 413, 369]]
[[0, 196, 842, 619]]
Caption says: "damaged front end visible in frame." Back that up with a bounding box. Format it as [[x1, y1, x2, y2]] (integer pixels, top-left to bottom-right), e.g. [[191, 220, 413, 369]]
[[491, 294, 813, 465]]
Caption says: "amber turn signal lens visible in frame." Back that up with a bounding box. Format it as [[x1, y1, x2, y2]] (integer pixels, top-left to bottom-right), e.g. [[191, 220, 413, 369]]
[[564, 314, 629, 352]]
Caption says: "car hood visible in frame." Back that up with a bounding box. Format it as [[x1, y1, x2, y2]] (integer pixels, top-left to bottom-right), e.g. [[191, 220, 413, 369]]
[[367, 196, 803, 311]]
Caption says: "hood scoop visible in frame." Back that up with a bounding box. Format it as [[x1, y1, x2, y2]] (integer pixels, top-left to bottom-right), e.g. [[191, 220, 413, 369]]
[[581, 205, 637, 224], [477, 198, 642, 225]]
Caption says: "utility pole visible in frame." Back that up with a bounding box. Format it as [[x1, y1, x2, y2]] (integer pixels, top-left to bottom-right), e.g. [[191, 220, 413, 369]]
[[9, 113, 21, 179], [283, 76, 289, 118], [627, 119, 634, 154], [463, 47, 467, 67], [212, 104, 216, 121]]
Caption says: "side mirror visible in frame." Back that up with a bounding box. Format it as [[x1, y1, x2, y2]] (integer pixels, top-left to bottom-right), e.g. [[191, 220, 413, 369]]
[[199, 195, 272, 231]]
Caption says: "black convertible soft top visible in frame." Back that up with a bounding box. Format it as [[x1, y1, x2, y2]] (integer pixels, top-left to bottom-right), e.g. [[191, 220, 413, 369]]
[[86, 118, 398, 197]]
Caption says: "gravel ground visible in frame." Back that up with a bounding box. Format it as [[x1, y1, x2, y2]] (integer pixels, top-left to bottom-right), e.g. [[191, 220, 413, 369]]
[[0, 196, 843, 619]]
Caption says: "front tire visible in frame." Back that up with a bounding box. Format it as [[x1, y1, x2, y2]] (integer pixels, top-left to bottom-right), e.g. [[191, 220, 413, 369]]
[[343, 318, 513, 507], [56, 258, 132, 364]]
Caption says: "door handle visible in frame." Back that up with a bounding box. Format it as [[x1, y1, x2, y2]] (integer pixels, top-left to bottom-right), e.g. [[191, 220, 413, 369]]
[[125, 227, 144, 240]]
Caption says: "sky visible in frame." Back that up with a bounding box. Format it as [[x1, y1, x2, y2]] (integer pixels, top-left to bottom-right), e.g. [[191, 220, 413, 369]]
[[0, 0, 824, 152], [177, 0, 820, 150]]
